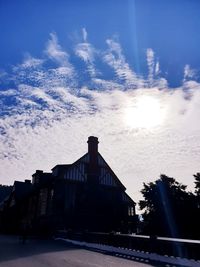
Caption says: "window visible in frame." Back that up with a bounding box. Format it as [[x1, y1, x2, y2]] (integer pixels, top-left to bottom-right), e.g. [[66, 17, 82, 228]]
[[128, 206, 135, 217]]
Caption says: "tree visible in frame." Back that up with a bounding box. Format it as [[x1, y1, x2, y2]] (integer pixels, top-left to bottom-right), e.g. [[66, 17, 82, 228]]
[[193, 173, 200, 237], [139, 174, 195, 238], [194, 173, 200, 196]]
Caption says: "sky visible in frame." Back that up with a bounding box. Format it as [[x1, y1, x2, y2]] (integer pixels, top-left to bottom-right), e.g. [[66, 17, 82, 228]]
[[0, 0, 200, 208]]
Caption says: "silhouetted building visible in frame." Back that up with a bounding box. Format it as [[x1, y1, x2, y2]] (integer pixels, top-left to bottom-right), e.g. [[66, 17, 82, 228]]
[[1, 137, 136, 234], [0, 185, 13, 203]]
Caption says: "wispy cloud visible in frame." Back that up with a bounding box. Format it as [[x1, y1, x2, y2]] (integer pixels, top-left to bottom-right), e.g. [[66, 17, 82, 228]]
[[0, 31, 200, 206], [146, 48, 167, 89], [74, 28, 97, 77], [20, 54, 44, 69], [183, 64, 197, 82], [82, 27, 88, 42], [91, 78, 124, 91], [103, 39, 144, 88], [146, 48, 155, 86], [46, 32, 71, 67]]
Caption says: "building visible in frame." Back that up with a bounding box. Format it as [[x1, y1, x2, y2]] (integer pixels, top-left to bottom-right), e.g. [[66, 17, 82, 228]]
[[1, 137, 136, 234]]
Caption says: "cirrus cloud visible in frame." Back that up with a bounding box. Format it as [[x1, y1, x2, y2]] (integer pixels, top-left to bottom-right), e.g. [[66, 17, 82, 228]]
[[0, 30, 200, 209]]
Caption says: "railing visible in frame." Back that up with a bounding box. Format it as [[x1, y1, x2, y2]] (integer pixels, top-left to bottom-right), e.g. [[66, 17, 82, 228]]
[[56, 231, 200, 260]]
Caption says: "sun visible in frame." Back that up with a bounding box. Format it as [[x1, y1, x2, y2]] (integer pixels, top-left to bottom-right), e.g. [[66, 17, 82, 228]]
[[124, 95, 166, 129]]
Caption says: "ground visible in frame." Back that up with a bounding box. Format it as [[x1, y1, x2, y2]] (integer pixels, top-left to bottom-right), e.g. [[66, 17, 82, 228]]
[[0, 235, 153, 267]]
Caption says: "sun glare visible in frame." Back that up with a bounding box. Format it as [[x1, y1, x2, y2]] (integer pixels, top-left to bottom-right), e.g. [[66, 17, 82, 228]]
[[124, 95, 166, 129]]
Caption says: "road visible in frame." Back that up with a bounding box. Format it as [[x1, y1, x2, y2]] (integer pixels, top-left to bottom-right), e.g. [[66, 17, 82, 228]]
[[0, 235, 153, 267]]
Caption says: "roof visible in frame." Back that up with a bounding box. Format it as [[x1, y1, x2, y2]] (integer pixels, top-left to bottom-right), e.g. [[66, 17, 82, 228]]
[[60, 152, 126, 190], [124, 191, 136, 205], [50, 150, 135, 204], [51, 164, 71, 170], [98, 153, 126, 190]]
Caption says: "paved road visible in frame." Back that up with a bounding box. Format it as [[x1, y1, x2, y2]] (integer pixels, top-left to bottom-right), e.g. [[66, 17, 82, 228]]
[[0, 235, 153, 267]]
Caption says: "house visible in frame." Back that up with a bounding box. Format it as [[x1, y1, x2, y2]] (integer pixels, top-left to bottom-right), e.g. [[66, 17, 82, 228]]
[[1, 136, 136, 234]]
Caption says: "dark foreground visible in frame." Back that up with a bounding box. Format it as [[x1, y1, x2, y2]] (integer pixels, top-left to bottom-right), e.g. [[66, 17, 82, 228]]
[[0, 235, 153, 267]]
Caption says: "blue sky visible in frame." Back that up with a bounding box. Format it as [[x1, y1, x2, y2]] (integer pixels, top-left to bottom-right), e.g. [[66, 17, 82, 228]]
[[0, 0, 200, 205], [1, 0, 200, 86]]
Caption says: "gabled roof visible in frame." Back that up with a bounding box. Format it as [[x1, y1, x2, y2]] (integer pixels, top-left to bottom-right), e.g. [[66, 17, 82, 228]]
[[51, 164, 71, 170], [123, 191, 136, 205], [97, 153, 126, 190], [70, 153, 88, 166], [59, 152, 126, 190]]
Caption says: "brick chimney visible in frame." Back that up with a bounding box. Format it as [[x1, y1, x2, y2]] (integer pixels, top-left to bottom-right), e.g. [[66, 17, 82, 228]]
[[87, 136, 99, 184], [87, 136, 99, 155]]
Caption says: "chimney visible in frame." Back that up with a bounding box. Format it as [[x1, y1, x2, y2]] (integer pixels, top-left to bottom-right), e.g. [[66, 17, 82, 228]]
[[87, 136, 99, 155], [87, 137, 99, 184]]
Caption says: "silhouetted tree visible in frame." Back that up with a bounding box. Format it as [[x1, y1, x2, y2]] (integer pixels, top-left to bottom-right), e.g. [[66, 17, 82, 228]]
[[193, 173, 200, 238], [139, 174, 196, 238], [194, 173, 200, 196]]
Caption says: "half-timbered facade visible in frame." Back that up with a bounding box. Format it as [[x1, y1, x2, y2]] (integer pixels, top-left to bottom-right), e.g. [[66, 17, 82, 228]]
[[1, 137, 136, 234]]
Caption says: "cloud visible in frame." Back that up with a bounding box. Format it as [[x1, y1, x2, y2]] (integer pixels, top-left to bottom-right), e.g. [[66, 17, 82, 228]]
[[183, 64, 197, 81], [45, 32, 73, 71], [155, 61, 160, 76], [146, 48, 155, 86], [91, 78, 124, 91], [146, 48, 167, 89], [74, 28, 97, 77], [103, 39, 144, 88], [0, 31, 200, 208], [20, 54, 44, 69], [82, 27, 88, 42]]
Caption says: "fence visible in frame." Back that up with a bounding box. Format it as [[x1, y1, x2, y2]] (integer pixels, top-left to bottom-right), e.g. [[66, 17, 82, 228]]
[[57, 231, 200, 260]]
